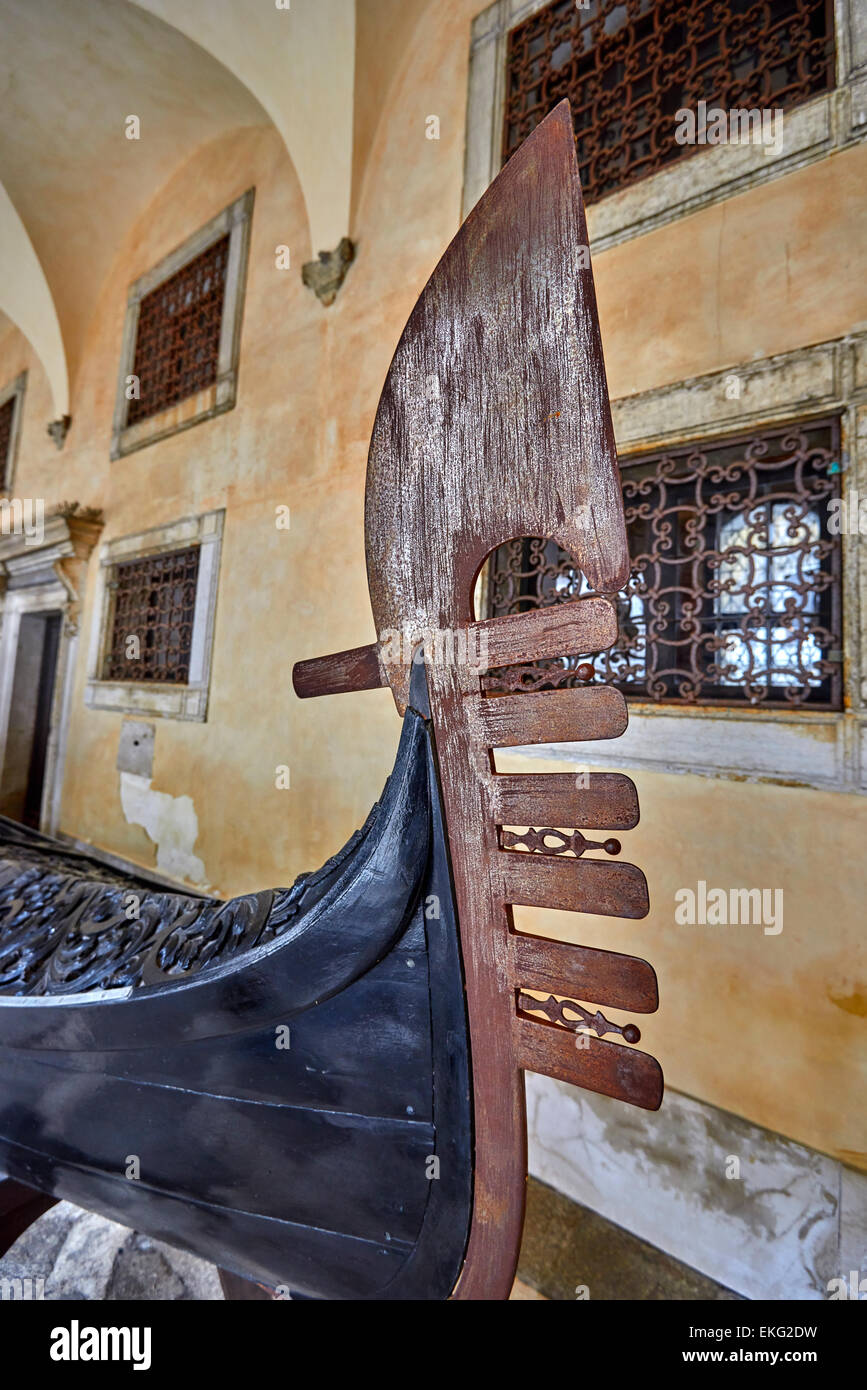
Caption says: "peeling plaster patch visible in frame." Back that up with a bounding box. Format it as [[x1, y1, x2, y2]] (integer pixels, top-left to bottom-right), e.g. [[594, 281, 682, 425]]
[[119, 771, 207, 887], [117, 719, 155, 777]]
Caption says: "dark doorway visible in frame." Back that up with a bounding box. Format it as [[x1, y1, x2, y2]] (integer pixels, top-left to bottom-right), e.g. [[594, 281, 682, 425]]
[[0, 611, 62, 827]]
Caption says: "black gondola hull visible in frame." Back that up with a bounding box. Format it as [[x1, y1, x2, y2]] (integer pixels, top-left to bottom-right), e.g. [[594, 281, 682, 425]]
[[0, 691, 473, 1300]]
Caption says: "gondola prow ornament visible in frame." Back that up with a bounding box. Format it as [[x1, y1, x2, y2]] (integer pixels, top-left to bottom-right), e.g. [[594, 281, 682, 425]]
[[294, 101, 662, 1299], [0, 102, 660, 1302]]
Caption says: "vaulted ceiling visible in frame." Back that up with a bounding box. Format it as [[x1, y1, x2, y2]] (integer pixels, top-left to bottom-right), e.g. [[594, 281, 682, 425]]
[[0, 0, 432, 419]]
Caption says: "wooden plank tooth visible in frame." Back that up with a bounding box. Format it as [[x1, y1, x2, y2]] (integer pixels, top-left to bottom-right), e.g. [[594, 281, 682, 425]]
[[293, 644, 385, 699], [477, 686, 627, 748], [471, 598, 617, 668], [500, 852, 649, 919], [515, 1017, 663, 1111], [490, 772, 639, 829], [510, 934, 658, 1012]]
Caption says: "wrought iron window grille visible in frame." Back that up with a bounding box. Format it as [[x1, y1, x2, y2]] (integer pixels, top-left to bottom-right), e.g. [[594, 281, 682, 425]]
[[127, 235, 230, 426], [503, 0, 836, 204], [102, 546, 201, 685], [0, 397, 14, 480], [484, 417, 842, 708]]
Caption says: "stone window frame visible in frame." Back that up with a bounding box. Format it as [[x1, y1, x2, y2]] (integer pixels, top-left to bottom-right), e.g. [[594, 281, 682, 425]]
[[0, 372, 27, 491], [508, 329, 867, 794], [110, 190, 254, 460], [463, 0, 867, 247], [84, 509, 224, 722]]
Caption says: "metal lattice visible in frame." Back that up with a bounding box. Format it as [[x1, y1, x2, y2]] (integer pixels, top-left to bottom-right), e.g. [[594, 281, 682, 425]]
[[0, 396, 15, 481], [485, 418, 842, 708], [503, 0, 836, 203], [127, 235, 229, 425], [103, 546, 200, 684]]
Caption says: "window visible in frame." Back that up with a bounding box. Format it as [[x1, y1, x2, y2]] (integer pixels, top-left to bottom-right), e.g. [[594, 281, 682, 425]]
[[102, 546, 201, 684], [502, 0, 836, 204], [485, 418, 842, 709], [111, 190, 253, 459], [0, 399, 15, 481], [126, 237, 229, 427], [85, 510, 224, 722], [0, 373, 26, 490]]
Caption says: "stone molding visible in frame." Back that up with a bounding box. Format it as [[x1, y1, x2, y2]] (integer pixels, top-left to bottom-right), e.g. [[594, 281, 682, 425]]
[[84, 509, 225, 723], [463, 0, 867, 248], [110, 191, 254, 460]]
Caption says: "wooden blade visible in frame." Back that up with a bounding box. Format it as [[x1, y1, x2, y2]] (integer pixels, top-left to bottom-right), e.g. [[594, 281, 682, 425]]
[[478, 686, 627, 748], [515, 1017, 663, 1111], [510, 933, 658, 1012], [490, 772, 640, 829], [365, 99, 628, 714], [500, 851, 650, 919], [351, 100, 664, 1300]]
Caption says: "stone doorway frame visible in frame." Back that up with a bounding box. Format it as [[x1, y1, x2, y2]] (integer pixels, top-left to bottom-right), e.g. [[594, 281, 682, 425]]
[[0, 508, 102, 834]]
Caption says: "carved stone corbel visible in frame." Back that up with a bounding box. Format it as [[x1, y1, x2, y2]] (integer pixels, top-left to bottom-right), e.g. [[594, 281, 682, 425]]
[[51, 504, 103, 634], [301, 238, 355, 307], [47, 415, 72, 450]]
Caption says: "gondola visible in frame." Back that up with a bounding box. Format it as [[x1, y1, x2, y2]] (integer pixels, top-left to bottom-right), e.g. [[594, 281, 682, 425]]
[[0, 101, 662, 1301]]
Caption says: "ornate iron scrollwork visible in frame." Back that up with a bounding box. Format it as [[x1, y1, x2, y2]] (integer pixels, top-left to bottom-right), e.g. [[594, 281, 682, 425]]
[[517, 990, 641, 1044], [485, 420, 842, 708]]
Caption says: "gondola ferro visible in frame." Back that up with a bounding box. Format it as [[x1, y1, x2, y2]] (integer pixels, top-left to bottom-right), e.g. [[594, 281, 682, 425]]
[[0, 102, 662, 1301]]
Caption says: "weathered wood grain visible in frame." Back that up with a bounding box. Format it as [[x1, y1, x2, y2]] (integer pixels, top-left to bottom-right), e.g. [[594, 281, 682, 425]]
[[500, 851, 650, 919], [293, 644, 384, 699], [472, 597, 617, 668], [490, 772, 640, 829], [515, 1017, 663, 1111], [427, 657, 528, 1302], [478, 686, 628, 748], [510, 934, 658, 1012], [365, 99, 629, 715]]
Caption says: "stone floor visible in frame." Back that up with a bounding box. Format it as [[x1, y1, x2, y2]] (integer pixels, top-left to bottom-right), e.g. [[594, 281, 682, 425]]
[[0, 1201, 223, 1300], [0, 1177, 741, 1300], [516, 1177, 742, 1300]]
